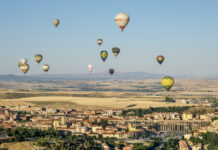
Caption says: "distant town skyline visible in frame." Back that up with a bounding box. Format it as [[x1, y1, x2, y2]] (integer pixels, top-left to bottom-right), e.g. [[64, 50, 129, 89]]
[[0, 0, 218, 77]]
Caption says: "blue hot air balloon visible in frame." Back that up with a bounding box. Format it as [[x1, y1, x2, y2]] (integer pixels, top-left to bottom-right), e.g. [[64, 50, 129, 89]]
[[100, 50, 108, 62]]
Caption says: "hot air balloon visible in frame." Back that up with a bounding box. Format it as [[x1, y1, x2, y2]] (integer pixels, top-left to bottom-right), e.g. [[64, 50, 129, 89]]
[[43, 64, 49, 72], [109, 69, 115, 76], [35, 54, 43, 64], [88, 64, 93, 72], [20, 64, 29, 74], [20, 58, 28, 65], [97, 39, 103, 46], [52, 19, 60, 28], [112, 47, 120, 57], [157, 55, 164, 65], [115, 12, 130, 32], [100, 50, 108, 62], [161, 76, 174, 91]]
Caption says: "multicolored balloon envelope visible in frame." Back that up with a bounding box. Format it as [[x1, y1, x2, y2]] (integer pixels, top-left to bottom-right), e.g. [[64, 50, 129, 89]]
[[97, 39, 103, 46], [52, 19, 60, 28], [156, 55, 164, 65], [35, 54, 43, 64], [161, 76, 174, 91], [112, 47, 120, 57], [20, 64, 29, 74], [115, 12, 130, 32], [109, 69, 115, 75], [43, 64, 49, 72], [20, 58, 28, 65], [100, 50, 108, 62]]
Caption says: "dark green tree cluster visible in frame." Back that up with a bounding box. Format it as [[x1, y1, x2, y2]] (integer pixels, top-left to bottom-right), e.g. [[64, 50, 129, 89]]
[[0, 127, 61, 142], [212, 117, 218, 121], [165, 97, 175, 103], [189, 136, 202, 144], [160, 138, 179, 150], [122, 106, 190, 117], [133, 138, 161, 150], [0, 127, 127, 149], [207, 97, 218, 107], [190, 132, 218, 150], [93, 119, 110, 129]]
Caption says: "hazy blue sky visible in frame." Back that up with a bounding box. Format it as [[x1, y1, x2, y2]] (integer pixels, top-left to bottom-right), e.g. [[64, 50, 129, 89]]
[[0, 0, 218, 77]]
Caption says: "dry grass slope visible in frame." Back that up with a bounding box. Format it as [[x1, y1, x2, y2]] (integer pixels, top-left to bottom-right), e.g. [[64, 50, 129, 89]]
[[0, 142, 37, 150], [0, 79, 217, 110]]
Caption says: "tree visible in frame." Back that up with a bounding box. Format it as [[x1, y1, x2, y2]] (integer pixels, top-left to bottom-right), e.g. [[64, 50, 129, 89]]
[[165, 97, 175, 103]]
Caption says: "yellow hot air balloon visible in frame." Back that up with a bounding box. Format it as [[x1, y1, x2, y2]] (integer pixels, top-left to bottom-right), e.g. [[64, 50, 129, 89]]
[[161, 76, 174, 91], [156, 55, 164, 65]]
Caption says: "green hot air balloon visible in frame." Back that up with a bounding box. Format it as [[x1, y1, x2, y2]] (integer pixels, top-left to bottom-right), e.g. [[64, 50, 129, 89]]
[[112, 47, 120, 57], [35, 54, 43, 64]]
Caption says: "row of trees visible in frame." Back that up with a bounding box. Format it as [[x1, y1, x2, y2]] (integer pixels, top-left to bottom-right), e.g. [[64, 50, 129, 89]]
[[0, 127, 61, 143], [34, 136, 162, 150], [122, 106, 191, 117], [0, 127, 164, 149]]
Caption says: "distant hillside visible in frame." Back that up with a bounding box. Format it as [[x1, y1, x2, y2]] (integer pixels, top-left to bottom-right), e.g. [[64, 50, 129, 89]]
[[0, 72, 164, 82]]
